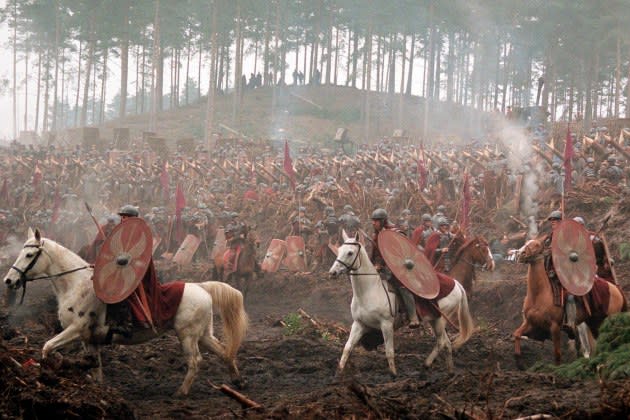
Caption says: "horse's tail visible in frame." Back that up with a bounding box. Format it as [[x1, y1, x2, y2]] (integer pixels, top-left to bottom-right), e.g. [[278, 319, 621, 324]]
[[199, 281, 248, 360], [452, 281, 474, 350]]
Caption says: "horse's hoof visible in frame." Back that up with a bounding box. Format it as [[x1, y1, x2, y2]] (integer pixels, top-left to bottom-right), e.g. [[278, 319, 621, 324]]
[[232, 377, 247, 390]]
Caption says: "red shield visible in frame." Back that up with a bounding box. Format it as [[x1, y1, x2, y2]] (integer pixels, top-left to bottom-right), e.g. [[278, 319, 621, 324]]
[[172, 234, 201, 265], [210, 228, 227, 260], [552, 220, 596, 296], [261, 239, 287, 273], [378, 229, 439, 299], [284, 236, 307, 271], [93, 218, 153, 304]]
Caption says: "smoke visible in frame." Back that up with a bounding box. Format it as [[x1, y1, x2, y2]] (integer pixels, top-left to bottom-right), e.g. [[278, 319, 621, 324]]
[[0, 235, 25, 264]]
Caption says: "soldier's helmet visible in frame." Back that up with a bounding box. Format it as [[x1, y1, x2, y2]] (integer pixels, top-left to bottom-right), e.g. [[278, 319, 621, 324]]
[[552, 162, 561, 170], [106, 214, 119, 224], [230, 211, 239, 219], [436, 205, 446, 213], [198, 203, 208, 209], [572, 216, 585, 225], [401, 209, 411, 216], [118, 204, 139, 217], [608, 155, 617, 164], [325, 206, 335, 215], [299, 206, 306, 212], [586, 157, 595, 163], [438, 217, 449, 227], [343, 204, 354, 213], [421, 213, 432, 222], [371, 208, 388, 221], [547, 210, 562, 221]]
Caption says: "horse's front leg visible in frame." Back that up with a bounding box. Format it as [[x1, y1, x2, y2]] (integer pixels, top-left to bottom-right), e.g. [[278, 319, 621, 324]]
[[338, 321, 366, 375], [381, 320, 396, 376], [513, 320, 529, 370], [551, 322, 562, 364], [42, 324, 83, 359]]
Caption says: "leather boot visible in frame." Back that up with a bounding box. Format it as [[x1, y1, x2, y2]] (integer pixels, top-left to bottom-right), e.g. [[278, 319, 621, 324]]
[[400, 288, 420, 328]]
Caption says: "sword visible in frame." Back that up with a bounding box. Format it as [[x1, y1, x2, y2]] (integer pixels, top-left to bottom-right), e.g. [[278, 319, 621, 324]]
[[84, 202, 107, 239]]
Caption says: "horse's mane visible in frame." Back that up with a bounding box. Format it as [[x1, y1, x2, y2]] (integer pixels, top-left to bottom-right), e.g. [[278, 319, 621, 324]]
[[40, 237, 91, 267], [452, 236, 487, 263]]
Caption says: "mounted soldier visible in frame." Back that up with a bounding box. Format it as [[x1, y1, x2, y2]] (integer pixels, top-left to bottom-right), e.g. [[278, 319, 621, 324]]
[[79, 214, 119, 264], [424, 217, 454, 272], [94, 204, 164, 342], [369, 208, 420, 328], [411, 213, 435, 249]]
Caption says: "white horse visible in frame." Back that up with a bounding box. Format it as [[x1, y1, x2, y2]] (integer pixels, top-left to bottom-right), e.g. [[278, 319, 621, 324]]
[[329, 230, 474, 375], [4, 228, 248, 396]]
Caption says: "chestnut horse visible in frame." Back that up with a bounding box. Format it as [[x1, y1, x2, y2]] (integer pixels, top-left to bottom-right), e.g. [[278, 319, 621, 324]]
[[213, 230, 260, 296], [514, 238, 626, 367], [447, 236, 495, 297]]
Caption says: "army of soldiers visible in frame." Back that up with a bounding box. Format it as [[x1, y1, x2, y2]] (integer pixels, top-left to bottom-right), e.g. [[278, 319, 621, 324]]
[[1, 124, 629, 276]]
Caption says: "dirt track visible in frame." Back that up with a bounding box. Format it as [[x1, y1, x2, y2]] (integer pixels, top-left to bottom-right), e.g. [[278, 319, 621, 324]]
[[3, 260, 630, 419]]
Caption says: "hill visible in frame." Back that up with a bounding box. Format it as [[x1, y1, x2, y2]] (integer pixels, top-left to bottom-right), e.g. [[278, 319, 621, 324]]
[[100, 85, 489, 147]]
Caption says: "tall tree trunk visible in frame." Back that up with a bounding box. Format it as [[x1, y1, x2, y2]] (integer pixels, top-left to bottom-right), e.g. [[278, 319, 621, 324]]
[[23, 52, 28, 131], [398, 34, 406, 127], [35, 48, 42, 132], [119, 0, 130, 119], [150, 0, 161, 130], [185, 38, 191, 105], [100, 48, 108, 124], [584, 56, 593, 132], [135, 44, 140, 114], [363, 18, 373, 143], [197, 39, 202, 99], [206, 0, 219, 148], [80, 14, 95, 127], [375, 35, 381, 92], [59, 48, 65, 129], [405, 33, 415, 95], [12, 0, 17, 138], [271, 0, 281, 119], [614, 30, 621, 117], [333, 26, 339, 85], [141, 42, 146, 113], [233, 0, 242, 125], [325, 5, 333, 85], [626, 46, 630, 118], [446, 30, 455, 102], [91, 53, 96, 123], [434, 30, 441, 100], [388, 33, 396, 94], [43, 50, 51, 133], [263, 3, 271, 86], [351, 30, 358, 88], [52, 0, 60, 132]]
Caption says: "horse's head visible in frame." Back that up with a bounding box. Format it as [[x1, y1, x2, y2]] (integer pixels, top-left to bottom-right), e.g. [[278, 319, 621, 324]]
[[473, 236, 495, 271], [329, 229, 363, 277], [4, 228, 49, 290], [516, 239, 544, 263]]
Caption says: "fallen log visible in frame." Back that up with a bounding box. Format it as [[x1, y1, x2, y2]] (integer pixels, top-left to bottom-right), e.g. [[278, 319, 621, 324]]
[[208, 381, 263, 410]]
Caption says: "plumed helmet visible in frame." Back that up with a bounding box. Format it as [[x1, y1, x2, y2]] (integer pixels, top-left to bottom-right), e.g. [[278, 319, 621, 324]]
[[118, 204, 139, 217], [547, 210, 562, 221], [371, 208, 388, 221], [421, 213, 432, 222], [438, 217, 449, 226]]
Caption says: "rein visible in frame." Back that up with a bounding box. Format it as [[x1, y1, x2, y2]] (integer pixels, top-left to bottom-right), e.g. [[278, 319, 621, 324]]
[[335, 241, 395, 317], [11, 241, 92, 304]]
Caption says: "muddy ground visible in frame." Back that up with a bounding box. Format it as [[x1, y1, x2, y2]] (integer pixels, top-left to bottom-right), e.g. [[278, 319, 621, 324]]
[[2, 259, 630, 420]]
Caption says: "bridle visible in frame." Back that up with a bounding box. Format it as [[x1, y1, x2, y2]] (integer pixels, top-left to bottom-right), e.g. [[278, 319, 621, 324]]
[[458, 241, 491, 270], [333, 241, 372, 275], [334, 240, 394, 317], [9, 240, 92, 304]]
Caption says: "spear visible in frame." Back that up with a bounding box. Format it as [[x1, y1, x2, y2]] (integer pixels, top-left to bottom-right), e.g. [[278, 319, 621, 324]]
[[84, 202, 106, 239]]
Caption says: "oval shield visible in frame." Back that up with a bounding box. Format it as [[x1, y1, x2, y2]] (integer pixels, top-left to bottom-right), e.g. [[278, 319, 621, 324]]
[[284, 236, 307, 271], [551, 219, 596, 296], [93, 218, 153, 303], [378, 229, 439, 299]]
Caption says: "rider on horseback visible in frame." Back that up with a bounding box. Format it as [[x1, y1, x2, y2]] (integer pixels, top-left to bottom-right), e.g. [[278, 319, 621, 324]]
[[369, 208, 420, 329]]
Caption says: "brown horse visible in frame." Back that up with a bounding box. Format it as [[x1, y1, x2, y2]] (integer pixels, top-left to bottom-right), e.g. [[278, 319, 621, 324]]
[[514, 238, 627, 367], [213, 231, 260, 296], [447, 236, 495, 297]]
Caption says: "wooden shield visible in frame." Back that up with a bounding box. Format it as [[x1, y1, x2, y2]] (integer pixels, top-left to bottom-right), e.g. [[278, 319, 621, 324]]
[[93, 218, 153, 304], [210, 228, 226, 260], [261, 239, 287, 272], [284, 236, 307, 271], [552, 220, 597, 296], [378, 229, 439, 299], [172, 234, 201, 265]]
